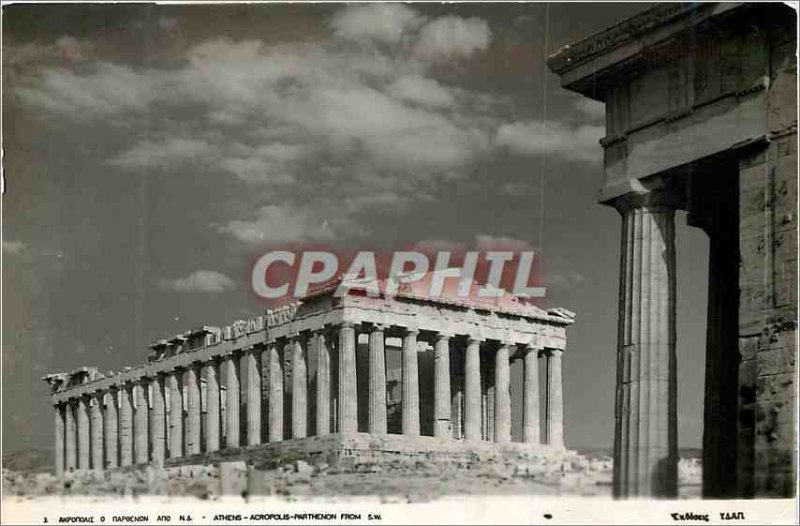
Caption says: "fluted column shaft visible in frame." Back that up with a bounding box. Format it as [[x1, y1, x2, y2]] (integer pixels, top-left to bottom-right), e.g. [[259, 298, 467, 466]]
[[464, 337, 482, 440], [369, 325, 387, 435], [402, 329, 420, 436], [77, 397, 90, 470], [65, 402, 77, 470], [104, 391, 118, 468], [133, 382, 149, 464], [245, 350, 262, 445], [523, 346, 541, 444], [54, 405, 65, 475], [90, 393, 104, 469], [267, 343, 284, 442], [203, 361, 221, 452], [150, 376, 166, 465], [185, 366, 201, 455], [119, 386, 133, 466], [338, 323, 357, 435], [434, 334, 452, 438], [494, 345, 512, 443], [167, 372, 183, 459], [224, 355, 240, 448], [315, 332, 331, 436], [292, 335, 308, 438], [613, 197, 678, 498], [545, 350, 564, 448]]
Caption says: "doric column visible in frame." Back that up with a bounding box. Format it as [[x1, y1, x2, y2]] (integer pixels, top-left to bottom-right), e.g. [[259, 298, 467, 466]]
[[267, 342, 284, 442], [149, 375, 166, 465], [77, 396, 90, 470], [544, 349, 564, 448], [203, 361, 221, 453], [522, 345, 541, 444], [291, 334, 308, 439], [167, 372, 183, 459], [464, 337, 482, 441], [184, 365, 201, 455], [368, 324, 387, 435], [315, 331, 331, 436], [90, 393, 104, 469], [434, 333, 452, 438], [494, 344, 512, 443], [338, 322, 358, 435], [103, 390, 118, 469], [118, 385, 133, 466], [65, 401, 77, 471], [245, 349, 262, 445], [613, 192, 678, 498], [133, 381, 149, 464], [401, 328, 420, 436], [54, 404, 65, 475], [224, 354, 240, 449]]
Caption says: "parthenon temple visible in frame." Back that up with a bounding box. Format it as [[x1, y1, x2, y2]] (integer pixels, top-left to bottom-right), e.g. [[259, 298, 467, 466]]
[[44, 277, 574, 472]]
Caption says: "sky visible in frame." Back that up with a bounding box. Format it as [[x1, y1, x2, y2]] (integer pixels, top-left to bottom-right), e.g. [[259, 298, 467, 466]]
[[2, 2, 712, 456]]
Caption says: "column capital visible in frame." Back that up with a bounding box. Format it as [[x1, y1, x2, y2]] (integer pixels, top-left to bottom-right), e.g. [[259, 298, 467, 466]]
[[436, 331, 454, 341], [401, 326, 419, 336], [611, 185, 683, 214], [546, 348, 564, 357], [370, 323, 388, 332], [522, 342, 544, 354], [467, 335, 483, 344]]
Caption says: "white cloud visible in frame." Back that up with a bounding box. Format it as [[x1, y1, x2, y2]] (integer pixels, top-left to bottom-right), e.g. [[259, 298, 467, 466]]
[[220, 142, 306, 184], [330, 4, 421, 45], [159, 270, 236, 293], [495, 120, 604, 164], [413, 16, 491, 61], [573, 98, 605, 122], [386, 75, 455, 108], [475, 234, 533, 252], [109, 138, 211, 169], [2, 240, 25, 254], [219, 205, 339, 244]]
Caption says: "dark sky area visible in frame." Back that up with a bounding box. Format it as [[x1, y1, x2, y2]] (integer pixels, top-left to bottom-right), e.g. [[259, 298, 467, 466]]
[[2, 2, 710, 455]]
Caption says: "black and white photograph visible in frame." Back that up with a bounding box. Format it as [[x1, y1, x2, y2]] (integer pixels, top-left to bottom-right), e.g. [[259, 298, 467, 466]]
[[1, 2, 797, 524]]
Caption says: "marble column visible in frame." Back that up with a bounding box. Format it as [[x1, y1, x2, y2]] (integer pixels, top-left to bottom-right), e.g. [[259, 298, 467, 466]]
[[292, 334, 308, 439], [167, 372, 183, 459], [185, 366, 201, 455], [267, 342, 284, 442], [104, 390, 118, 469], [613, 192, 678, 498], [65, 401, 77, 471], [494, 344, 512, 443], [522, 345, 541, 444], [245, 349, 262, 445], [203, 361, 221, 453], [464, 337, 482, 441], [402, 328, 420, 436], [434, 333, 452, 438], [77, 397, 90, 470], [54, 404, 65, 475], [544, 350, 564, 448], [90, 393, 104, 469], [224, 355, 240, 449], [368, 325, 387, 435], [338, 323, 357, 435], [315, 331, 331, 436], [150, 375, 166, 465], [119, 385, 133, 466], [133, 381, 149, 464]]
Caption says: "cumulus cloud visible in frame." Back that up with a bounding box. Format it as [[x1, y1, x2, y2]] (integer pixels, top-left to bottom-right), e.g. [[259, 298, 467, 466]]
[[386, 75, 455, 108], [413, 16, 491, 61], [219, 205, 341, 244], [2, 240, 26, 254], [475, 234, 533, 252], [330, 4, 421, 45], [495, 120, 604, 164], [573, 98, 606, 122], [220, 142, 306, 184], [109, 138, 211, 169], [159, 270, 237, 292]]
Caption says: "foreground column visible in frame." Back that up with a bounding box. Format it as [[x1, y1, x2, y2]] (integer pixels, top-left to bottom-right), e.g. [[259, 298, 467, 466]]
[[315, 331, 331, 436], [494, 344, 511, 443], [90, 393, 104, 469], [225, 354, 240, 448], [150, 375, 166, 465], [268, 342, 284, 442], [368, 325, 387, 435], [522, 345, 541, 444], [167, 372, 183, 459], [613, 193, 678, 498], [544, 350, 564, 448], [464, 337, 482, 440], [203, 361, 221, 453], [54, 404, 65, 475], [292, 334, 308, 439], [119, 385, 133, 466], [134, 381, 149, 464], [401, 328, 420, 436], [246, 349, 262, 445], [104, 390, 118, 469], [185, 366, 201, 455], [65, 401, 77, 471], [434, 333, 452, 438], [338, 323, 357, 435], [77, 397, 90, 470]]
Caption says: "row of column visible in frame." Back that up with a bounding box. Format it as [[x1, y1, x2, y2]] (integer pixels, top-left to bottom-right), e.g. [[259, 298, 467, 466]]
[[53, 324, 564, 473]]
